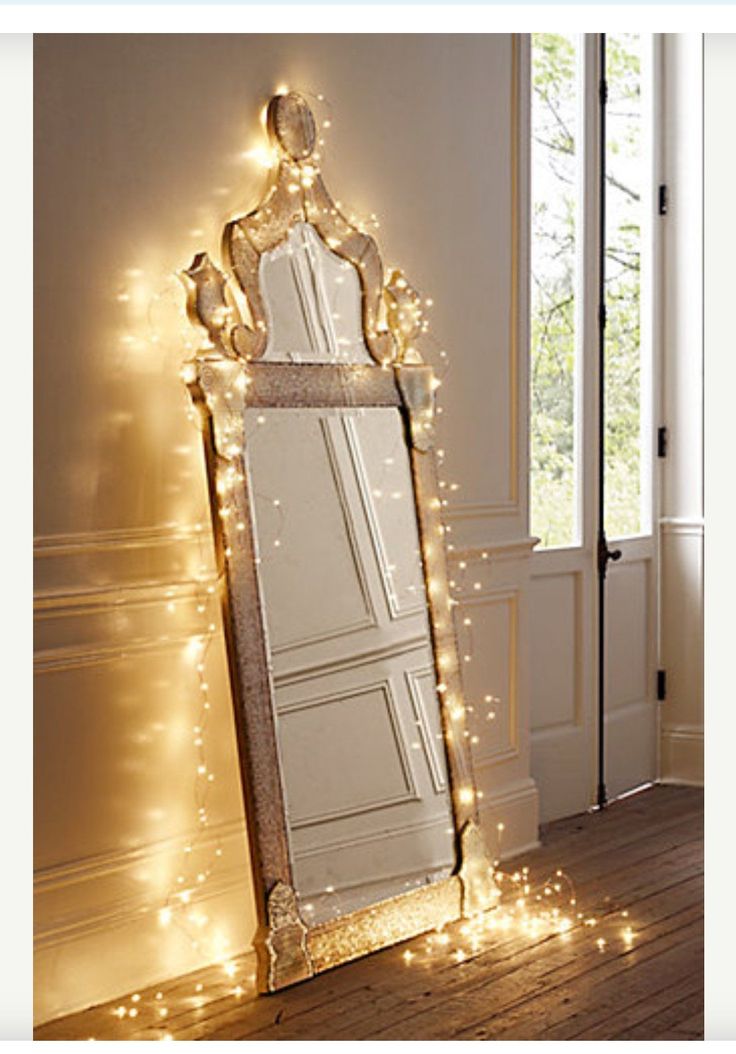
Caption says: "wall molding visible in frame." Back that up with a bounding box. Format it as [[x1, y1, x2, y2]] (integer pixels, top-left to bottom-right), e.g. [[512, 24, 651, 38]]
[[34, 575, 219, 618], [449, 536, 538, 564], [34, 817, 249, 950], [443, 499, 520, 522], [659, 517, 705, 537], [34, 628, 221, 674], [34, 818, 245, 897], [34, 523, 210, 558]]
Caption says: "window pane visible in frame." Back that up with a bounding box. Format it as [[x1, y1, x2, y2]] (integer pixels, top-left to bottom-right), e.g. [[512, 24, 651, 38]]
[[605, 34, 644, 538], [530, 34, 580, 549]]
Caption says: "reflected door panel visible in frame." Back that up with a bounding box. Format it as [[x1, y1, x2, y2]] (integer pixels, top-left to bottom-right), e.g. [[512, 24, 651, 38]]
[[245, 406, 455, 925], [259, 222, 372, 364]]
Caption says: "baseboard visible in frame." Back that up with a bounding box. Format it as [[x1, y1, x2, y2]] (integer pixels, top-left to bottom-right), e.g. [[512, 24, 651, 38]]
[[660, 725, 704, 787]]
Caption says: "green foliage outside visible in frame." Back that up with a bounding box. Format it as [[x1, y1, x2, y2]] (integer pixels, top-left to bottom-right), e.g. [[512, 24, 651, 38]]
[[530, 33, 643, 548]]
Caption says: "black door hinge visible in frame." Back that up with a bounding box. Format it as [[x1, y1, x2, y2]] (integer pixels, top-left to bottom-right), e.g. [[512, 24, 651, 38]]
[[598, 302, 607, 330], [658, 184, 668, 216], [657, 669, 667, 701], [657, 426, 668, 458], [600, 79, 609, 105]]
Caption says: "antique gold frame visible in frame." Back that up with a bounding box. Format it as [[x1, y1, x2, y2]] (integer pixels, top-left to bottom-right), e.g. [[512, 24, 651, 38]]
[[183, 92, 499, 993]]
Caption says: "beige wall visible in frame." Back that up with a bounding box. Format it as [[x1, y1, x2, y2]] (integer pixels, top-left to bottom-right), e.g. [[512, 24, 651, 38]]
[[34, 33, 537, 1024]]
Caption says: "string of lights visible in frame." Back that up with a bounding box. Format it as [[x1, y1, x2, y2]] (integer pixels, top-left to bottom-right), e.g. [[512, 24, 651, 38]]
[[93, 88, 638, 1040]]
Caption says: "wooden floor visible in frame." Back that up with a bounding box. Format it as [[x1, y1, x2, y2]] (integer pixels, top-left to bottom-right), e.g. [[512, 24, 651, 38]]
[[35, 785, 703, 1041]]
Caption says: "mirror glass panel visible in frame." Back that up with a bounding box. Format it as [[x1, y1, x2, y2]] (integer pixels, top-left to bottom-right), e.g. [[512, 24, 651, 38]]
[[259, 222, 373, 364], [245, 406, 455, 924]]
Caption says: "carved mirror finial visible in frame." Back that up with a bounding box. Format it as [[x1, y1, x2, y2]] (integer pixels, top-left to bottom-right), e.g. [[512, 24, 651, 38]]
[[185, 91, 403, 368], [268, 92, 317, 161]]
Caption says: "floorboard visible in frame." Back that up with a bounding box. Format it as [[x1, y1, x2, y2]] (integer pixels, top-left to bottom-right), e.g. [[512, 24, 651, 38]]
[[34, 784, 704, 1041]]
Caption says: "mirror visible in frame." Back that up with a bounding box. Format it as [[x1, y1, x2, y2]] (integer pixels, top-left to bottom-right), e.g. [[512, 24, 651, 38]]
[[183, 90, 498, 992], [259, 222, 373, 365], [246, 405, 455, 926]]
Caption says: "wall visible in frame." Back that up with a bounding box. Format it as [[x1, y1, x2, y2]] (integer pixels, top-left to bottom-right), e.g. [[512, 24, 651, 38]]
[[34, 33, 537, 1024], [659, 34, 704, 785]]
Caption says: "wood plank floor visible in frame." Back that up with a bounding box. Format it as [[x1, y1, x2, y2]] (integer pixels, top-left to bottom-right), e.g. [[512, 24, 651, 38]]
[[35, 784, 703, 1041]]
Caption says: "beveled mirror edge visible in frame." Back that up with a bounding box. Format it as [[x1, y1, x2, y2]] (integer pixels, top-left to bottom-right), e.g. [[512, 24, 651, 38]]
[[182, 91, 500, 993]]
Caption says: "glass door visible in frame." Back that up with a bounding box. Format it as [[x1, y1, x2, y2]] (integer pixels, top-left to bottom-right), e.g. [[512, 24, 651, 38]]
[[529, 33, 659, 821], [601, 32, 659, 801]]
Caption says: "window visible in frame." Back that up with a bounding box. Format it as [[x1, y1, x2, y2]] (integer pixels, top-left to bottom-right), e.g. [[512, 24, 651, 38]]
[[604, 33, 646, 539], [530, 33, 651, 548], [529, 34, 581, 549]]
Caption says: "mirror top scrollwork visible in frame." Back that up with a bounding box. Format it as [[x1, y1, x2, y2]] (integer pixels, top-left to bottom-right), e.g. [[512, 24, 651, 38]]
[[183, 91, 425, 371]]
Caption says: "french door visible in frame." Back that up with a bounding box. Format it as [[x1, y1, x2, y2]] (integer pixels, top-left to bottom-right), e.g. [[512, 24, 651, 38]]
[[528, 33, 662, 822]]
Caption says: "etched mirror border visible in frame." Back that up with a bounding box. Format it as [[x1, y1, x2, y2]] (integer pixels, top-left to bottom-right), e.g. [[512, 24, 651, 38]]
[[183, 92, 499, 993]]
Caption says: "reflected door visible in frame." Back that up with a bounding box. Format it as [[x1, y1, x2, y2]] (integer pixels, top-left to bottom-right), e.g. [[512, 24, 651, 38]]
[[245, 406, 455, 925]]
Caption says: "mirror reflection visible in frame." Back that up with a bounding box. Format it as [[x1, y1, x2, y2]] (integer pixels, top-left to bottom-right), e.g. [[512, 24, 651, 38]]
[[245, 406, 455, 924], [259, 222, 373, 364]]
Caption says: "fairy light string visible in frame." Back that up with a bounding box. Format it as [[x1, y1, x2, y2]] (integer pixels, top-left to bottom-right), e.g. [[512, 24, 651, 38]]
[[96, 89, 639, 1041]]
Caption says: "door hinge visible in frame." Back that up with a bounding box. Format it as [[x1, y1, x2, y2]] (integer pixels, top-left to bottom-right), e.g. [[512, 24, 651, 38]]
[[658, 184, 668, 216], [598, 302, 607, 330], [657, 669, 667, 701], [657, 426, 668, 458], [600, 78, 609, 105]]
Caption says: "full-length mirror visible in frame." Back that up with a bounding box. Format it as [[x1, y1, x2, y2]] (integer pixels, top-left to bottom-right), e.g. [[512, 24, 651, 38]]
[[183, 90, 498, 993]]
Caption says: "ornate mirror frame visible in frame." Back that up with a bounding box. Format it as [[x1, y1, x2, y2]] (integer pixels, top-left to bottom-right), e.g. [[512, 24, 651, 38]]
[[182, 92, 499, 993]]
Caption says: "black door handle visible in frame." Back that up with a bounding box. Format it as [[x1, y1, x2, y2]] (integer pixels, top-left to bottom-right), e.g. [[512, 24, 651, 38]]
[[597, 535, 623, 577]]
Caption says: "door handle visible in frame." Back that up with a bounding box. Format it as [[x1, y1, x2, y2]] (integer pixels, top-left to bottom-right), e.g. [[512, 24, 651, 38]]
[[597, 534, 622, 577]]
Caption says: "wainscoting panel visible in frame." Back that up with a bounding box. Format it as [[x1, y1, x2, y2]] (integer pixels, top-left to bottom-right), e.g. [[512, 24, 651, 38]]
[[529, 551, 595, 825], [604, 549, 658, 800]]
